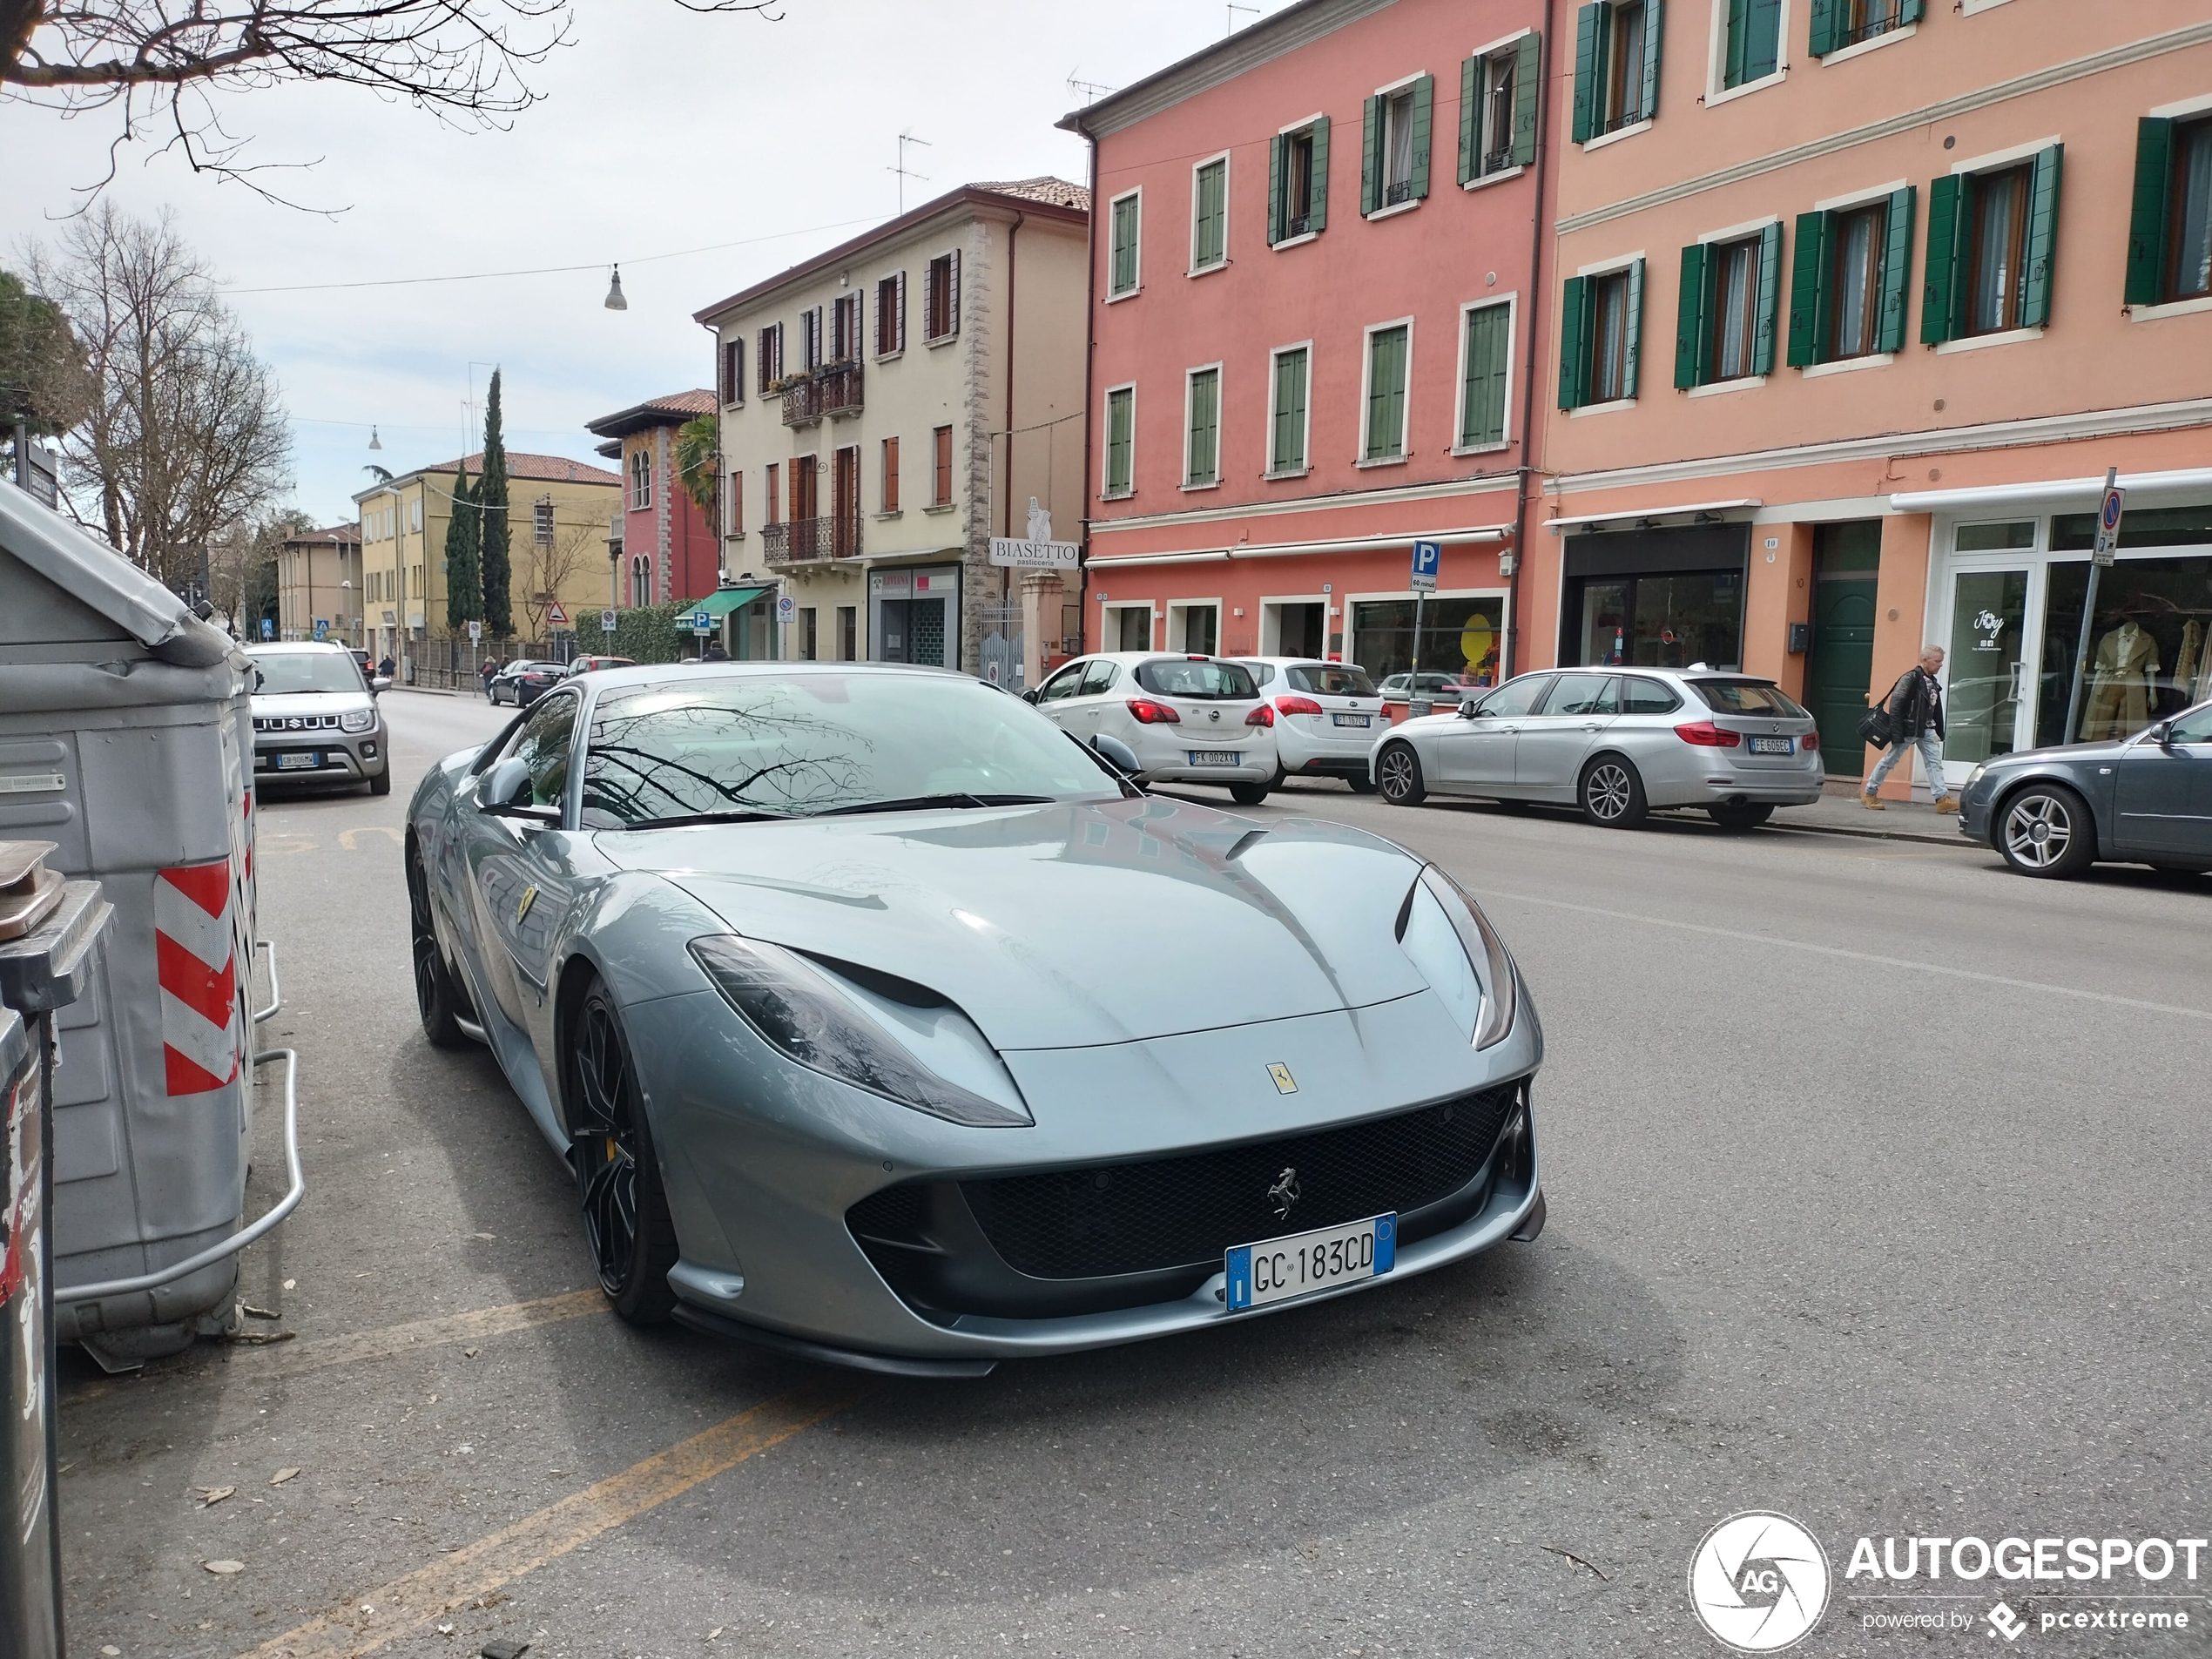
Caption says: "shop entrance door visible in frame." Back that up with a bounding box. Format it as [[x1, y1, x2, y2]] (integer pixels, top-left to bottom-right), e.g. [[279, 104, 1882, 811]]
[[1943, 568, 2030, 769], [1807, 524, 1880, 776], [1272, 603, 1325, 658]]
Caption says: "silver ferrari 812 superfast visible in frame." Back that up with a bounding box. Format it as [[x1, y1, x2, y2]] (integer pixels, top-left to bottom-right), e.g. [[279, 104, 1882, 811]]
[[404, 662, 1545, 1375]]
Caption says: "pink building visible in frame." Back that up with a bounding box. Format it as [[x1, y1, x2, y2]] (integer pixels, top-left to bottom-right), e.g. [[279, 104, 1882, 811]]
[[587, 389, 722, 609], [1062, 0, 1556, 695], [1530, 0, 2212, 796]]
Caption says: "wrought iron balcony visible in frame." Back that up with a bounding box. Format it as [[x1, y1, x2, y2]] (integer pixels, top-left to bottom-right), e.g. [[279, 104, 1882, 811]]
[[761, 516, 862, 564], [818, 361, 863, 419], [780, 378, 823, 427]]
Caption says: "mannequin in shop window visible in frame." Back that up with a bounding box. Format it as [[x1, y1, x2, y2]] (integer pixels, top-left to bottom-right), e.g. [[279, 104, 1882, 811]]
[[2079, 604, 2161, 740]]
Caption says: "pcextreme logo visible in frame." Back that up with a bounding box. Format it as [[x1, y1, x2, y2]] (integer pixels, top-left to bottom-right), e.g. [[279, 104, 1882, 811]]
[[1689, 1512, 1832, 1653]]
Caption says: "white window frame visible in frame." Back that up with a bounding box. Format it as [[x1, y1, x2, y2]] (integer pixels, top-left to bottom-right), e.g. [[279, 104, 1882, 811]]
[[1705, 0, 1793, 109], [1467, 29, 1534, 187], [1569, 251, 1644, 415], [1271, 112, 1328, 250], [1100, 598, 1156, 651], [1357, 314, 1416, 466], [1165, 599, 1224, 654], [1450, 293, 1519, 455], [1189, 151, 1231, 277], [1101, 381, 1137, 500], [1264, 341, 1315, 478], [630, 448, 652, 511], [1183, 361, 1224, 490], [1345, 585, 1513, 676], [1107, 187, 1143, 302], [1367, 71, 1427, 221], [1258, 592, 1331, 657]]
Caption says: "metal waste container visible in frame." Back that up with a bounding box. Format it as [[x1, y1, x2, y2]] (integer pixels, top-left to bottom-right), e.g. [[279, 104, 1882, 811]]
[[0, 840, 111, 1659], [0, 482, 296, 1371]]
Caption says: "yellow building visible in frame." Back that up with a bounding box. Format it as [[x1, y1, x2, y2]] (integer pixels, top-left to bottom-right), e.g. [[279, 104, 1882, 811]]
[[353, 450, 623, 681]]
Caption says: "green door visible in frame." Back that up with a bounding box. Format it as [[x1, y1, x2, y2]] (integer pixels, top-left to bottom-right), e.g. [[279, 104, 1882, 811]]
[[1808, 577, 1878, 775]]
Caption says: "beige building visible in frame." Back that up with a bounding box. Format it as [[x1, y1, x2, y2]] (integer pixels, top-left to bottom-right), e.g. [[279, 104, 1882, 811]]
[[273, 522, 363, 644], [352, 450, 622, 676], [693, 179, 1089, 685]]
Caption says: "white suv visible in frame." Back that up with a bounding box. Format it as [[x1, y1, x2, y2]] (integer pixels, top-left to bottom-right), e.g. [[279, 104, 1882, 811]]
[[1027, 652, 1278, 805]]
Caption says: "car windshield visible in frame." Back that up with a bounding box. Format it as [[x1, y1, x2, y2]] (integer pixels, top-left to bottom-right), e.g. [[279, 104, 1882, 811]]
[[249, 651, 366, 695], [1692, 679, 1807, 717], [1133, 658, 1257, 699], [1285, 664, 1378, 697], [578, 671, 1123, 827]]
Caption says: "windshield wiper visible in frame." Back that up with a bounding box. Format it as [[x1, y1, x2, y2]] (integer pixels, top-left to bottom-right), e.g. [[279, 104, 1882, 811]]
[[620, 808, 792, 829], [812, 793, 1055, 818]]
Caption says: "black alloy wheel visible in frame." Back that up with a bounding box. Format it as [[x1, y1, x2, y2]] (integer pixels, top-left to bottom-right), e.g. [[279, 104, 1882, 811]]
[[566, 984, 680, 1324], [1709, 801, 1774, 832], [407, 847, 470, 1049], [1377, 743, 1426, 806], [1997, 783, 2094, 879], [1579, 755, 1648, 829]]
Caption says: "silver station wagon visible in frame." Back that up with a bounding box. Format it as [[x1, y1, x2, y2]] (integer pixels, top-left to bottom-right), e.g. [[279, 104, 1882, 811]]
[[1371, 666, 1825, 829]]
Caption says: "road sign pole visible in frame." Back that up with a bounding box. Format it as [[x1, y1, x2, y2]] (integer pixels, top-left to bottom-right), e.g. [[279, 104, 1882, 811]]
[[1411, 589, 1425, 680], [2060, 468, 2122, 746]]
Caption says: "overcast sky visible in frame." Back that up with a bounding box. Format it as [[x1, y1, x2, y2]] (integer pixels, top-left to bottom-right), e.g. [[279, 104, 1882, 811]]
[[1, 0, 1297, 529]]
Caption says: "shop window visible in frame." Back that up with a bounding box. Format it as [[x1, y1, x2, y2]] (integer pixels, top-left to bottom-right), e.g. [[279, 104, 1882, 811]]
[[1560, 262, 1645, 408], [2126, 115, 2212, 307], [1103, 386, 1135, 497], [1184, 366, 1221, 487], [1676, 227, 1780, 388], [1573, 570, 1744, 670], [1269, 346, 1310, 474], [1785, 189, 1913, 367], [1268, 118, 1332, 244], [1460, 34, 1541, 184], [1191, 157, 1228, 273], [1809, 0, 1923, 57], [1362, 322, 1411, 461], [1351, 596, 1504, 684], [1458, 301, 1513, 447], [1571, 0, 1661, 143], [1362, 76, 1433, 215], [1955, 521, 2034, 552], [1943, 568, 2028, 765], [1109, 191, 1142, 298], [1720, 0, 1782, 91], [1921, 145, 2062, 343], [2038, 552, 2212, 745]]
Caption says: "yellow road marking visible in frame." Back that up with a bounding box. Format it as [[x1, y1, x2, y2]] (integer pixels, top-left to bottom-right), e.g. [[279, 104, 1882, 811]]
[[64, 1290, 605, 1405], [337, 826, 405, 852], [241, 1372, 876, 1659]]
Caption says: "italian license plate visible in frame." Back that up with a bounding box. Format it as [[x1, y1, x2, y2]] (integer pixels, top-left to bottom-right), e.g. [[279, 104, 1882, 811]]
[[1332, 713, 1372, 728], [1188, 749, 1241, 767], [275, 752, 320, 771], [1225, 1213, 1396, 1311], [1748, 736, 1794, 755]]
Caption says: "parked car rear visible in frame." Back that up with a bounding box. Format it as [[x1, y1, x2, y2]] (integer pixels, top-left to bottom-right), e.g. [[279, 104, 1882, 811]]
[[1028, 651, 1279, 805], [1232, 658, 1385, 790]]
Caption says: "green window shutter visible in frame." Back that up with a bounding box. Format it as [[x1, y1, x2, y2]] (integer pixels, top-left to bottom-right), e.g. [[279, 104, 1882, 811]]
[[1110, 196, 1138, 294], [1459, 55, 1480, 186], [1877, 185, 1915, 353], [1308, 116, 1332, 232], [1921, 172, 1961, 344], [1674, 242, 1710, 388], [1195, 161, 1226, 267], [1751, 220, 1783, 375], [1622, 259, 1647, 399], [1105, 389, 1132, 494], [1272, 350, 1307, 470], [1366, 327, 1407, 458], [1559, 276, 1591, 409], [1360, 94, 1382, 216], [1724, 0, 1750, 88], [1461, 304, 1511, 445], [1571, 3, 1604, 144], [2021, 142, 2063, 327], [1408, 73, 1434, 200], [1898, 0, 1924, 20], [1744, 0, 1780, 82], [2126, 118, 2174, 307], [1806, 0, 1838, 57], [1785, 211, 1828, 368], [1188, 370, 1219, 483], [1513, 33, 1541, 166], [1267, 134, 1286, 246], [1640, 0, 1664, 121]]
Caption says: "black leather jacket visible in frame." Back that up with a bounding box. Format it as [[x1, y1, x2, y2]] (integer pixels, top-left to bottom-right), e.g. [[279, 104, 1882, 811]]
[[1887, 666, 1946, 739]]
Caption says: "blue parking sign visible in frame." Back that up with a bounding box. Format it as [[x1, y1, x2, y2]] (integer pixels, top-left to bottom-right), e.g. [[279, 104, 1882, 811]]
[[1411, 540, 1441, 592]]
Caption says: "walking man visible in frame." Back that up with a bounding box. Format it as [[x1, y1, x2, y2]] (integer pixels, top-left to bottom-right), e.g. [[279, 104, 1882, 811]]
[[1863, 644, 1958, 812], [480, 656, 501, 699]]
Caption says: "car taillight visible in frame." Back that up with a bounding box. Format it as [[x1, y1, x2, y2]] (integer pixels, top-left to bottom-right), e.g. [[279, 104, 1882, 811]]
[[1801, 731, 1819, 752], [1126, 698, 1182, 725], [1274, 695, 1324, 717], [1674, 720, 1742, 747], [1245, 705, 1275, 726]]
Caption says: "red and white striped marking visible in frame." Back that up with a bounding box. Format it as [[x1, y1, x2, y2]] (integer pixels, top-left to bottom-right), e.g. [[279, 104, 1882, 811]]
[[155, 860, 242, 1096]]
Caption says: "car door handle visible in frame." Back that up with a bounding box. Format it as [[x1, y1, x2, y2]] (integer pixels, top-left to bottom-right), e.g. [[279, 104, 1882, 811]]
[[1582, 722, 1603, 732]]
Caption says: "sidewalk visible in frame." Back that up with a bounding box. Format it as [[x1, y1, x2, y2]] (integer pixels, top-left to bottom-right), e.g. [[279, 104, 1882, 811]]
[[1762, 782, 1966, 847]]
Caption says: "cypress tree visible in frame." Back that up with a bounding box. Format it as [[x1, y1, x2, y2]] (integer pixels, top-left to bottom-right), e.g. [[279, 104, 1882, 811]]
[[477, 368, 512, 637], [442, 461, 482, 626]]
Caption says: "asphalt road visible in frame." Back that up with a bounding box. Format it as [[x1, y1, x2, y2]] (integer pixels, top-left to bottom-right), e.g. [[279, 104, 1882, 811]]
[[57, 688, 2211, 1659]]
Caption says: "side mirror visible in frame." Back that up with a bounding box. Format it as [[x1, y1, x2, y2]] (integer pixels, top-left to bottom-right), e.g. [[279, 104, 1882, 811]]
[[1459, 700, 1482, 719], [478, 756, 560, 823], [1089, 733, 1143, 778], [371, 675, 392, 693], [1021, 687, 1042, 705], [2150, 720, 2176, 746]]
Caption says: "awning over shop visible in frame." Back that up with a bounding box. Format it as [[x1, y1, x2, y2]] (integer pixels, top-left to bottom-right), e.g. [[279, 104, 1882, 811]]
[[1542, 498, 1761, 534], [1888, 466, 2212, 515], [672, 585, 768, 630]]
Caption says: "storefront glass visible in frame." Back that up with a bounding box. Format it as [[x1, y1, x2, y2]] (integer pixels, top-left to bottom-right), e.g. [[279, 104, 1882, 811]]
[[2037, 554, 2212, 745], [1350, 596, 1502, 684], [1943, 569, 2027, 765], [1574, 570, 1743, 670]]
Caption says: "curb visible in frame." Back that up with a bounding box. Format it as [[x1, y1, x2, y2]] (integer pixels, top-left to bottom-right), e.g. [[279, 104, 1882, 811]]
[[1769, 820, 1966, 849]]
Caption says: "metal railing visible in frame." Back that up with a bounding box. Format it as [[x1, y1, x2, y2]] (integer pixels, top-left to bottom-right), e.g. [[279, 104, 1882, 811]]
[[819, 361, 864, 419], [762, 516, 862, 563], [780, 378, 822, 426]]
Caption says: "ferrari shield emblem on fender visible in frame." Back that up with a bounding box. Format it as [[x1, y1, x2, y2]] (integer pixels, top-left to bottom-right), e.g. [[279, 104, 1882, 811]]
[[1267, 1062, 1296, 1094], [516, 886, 536, 924]]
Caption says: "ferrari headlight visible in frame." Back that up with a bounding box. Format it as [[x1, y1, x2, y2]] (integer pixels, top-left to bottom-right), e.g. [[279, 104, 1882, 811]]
[[1397, 865, 1518, 1050], [687, 934, 1032, 1128], [340, 707, 376, 732]]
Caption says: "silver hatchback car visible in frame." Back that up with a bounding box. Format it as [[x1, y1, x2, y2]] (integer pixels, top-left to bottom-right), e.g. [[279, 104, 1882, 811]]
[[1371, 666, 1824, 829]]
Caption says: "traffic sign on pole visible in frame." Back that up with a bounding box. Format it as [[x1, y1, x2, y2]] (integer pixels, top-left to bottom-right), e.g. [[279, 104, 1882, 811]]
[[691, 610, 712, 635], [1410, 540, 1441, 593], [467, 620, 482, 644], [2062, 468, 2123, 745], [545, 600, 570, 627], [599, 609, 617, 634], [2092, 475, 2126, 567]]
